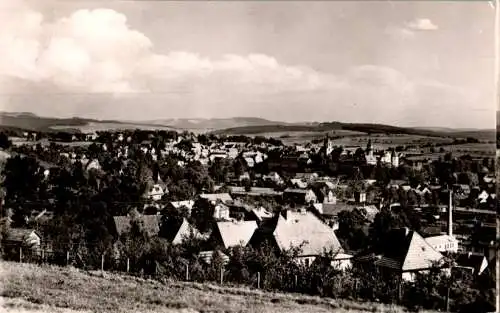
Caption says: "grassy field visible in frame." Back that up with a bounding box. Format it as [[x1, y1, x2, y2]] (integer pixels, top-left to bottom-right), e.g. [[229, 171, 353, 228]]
[[0, 261, 436, 313], [50, 122, 177, 132], [328, 134, 454, 150]]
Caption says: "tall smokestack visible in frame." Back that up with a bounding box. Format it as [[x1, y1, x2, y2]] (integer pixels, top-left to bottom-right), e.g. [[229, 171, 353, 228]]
[[448, 189, 453, 237]]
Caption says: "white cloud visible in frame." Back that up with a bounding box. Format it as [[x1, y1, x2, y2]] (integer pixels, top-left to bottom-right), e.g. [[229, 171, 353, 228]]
[[0, 1, 489, 128], [406, 18, 438, 31], [0, 2, 341, 95]]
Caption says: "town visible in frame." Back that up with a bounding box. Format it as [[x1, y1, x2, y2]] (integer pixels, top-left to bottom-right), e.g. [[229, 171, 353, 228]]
[[0, 127, 496, 312]]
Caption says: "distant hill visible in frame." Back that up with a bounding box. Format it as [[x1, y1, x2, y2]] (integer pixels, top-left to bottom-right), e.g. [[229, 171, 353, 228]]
[[0, 112, 177, 133], [213, 122, 495, 140], [0, 111, 494, 141], [140, 117, 287, 130]]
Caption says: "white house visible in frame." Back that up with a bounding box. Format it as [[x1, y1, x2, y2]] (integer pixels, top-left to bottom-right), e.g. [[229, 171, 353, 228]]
[[425, 235, 459, 253], [146, 184, 166, 201]]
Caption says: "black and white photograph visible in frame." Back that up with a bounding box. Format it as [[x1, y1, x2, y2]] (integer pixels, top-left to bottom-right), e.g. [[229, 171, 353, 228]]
[[0, 1, 498, 312]]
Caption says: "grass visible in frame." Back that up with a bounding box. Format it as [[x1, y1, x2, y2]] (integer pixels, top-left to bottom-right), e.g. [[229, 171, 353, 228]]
[[0, 261, 437, 313]]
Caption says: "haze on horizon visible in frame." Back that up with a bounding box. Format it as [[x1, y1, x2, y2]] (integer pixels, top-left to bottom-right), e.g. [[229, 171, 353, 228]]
[[0, 0, 496, 129]]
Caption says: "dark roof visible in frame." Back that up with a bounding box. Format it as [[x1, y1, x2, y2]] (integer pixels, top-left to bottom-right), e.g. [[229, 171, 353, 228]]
[[321, 202, 356, 216], [377, 228, 443, 271], [199, 250, 229, 265], [113, 215, 162, 237], [455, 252, 487, 274], [4, 228, 39, 244]]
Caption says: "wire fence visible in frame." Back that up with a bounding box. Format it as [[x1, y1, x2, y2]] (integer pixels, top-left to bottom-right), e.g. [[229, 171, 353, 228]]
[[2, 243, 491, 312], [0, 244, 265, 289]]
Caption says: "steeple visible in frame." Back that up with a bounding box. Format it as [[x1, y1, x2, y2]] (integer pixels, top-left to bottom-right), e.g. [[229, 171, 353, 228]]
[[366, 139, 373, 157]]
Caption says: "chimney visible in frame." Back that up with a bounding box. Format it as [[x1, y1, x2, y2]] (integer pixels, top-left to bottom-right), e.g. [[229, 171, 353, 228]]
[[448, 190, 453, 237]]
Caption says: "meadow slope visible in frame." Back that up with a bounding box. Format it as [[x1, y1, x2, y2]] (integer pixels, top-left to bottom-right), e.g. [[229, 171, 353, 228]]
[[0, 261, 437, 313]]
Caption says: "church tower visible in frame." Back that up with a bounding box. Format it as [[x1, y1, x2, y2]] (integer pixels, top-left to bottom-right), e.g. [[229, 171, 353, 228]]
[[324, 134, 333, 156], [366, 139, 373, 157]]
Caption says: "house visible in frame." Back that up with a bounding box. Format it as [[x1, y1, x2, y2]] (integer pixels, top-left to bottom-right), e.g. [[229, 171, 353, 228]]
[[290, 179, 308, 189], [145, 184, 167, 201], [425, 235, 459, 253], [162, 218, 204, 245], [453, 252, 489, 276], [314, 253, 354, 271], [211, 220, 258, 249], [263, 172, 284, 185], [209, 153, 228, 162], [85, 132, 98, 141], [213, 202, 231, 220], [313, 202, 356, 220], [199, 193, 233, 204], [322, 189, 337, 204], [362, 205, 380, 223], [283, 188, 317, 204], [477, 190, 490, 203], [295, 173, 319, 182], [244, 157, 255, 168], [250, 207, 274, 222], [416, 185, 431, 196], [250, 210, 345, 267], [199, 250, 230, 265], [85, 159, 101, 171], [112, 215, 162, 238], [368, 228, 445, 282], [228, 187, 283, 199], [143, 203, 163, 215], [3, 228, 41, 250], [365, 152, 377, 166], [168, 200, 195, 215], [387, 180, 408, 189]]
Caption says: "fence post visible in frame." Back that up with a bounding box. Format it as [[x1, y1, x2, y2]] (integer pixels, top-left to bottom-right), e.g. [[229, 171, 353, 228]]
[[185, 264, 189, 281], [257, 272, 260, 289], [154, 261, 157, 276], [126, 258, 130, 273], [398, 279, 402, 303], [19, 247, 22, 263], [295, 274, 298, 289], [220, 267, 223, 285], [445, 286, 450, 312], [41, 249, 44, 264], [66, 251, 70, 266], [101, 254, 104, 272]]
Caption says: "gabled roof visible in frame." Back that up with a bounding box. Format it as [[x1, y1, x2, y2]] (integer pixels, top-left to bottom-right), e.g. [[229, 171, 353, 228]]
[[425, 235, 458, 247], [4, 228, 39, 244], [170, 200, 195, 211], [295, 173, 318, 180], [377, 228, 443, 272], [215, 220, 258, 249], [228, 186, 282, 197], [272, 211, 343, 256], [170, 218, 204, 245], [199, 250, 230, 265], [200, 193, 233, 203], [284, 188, 311, 194], [113, 215, 162, 237], [251, 207, 274, 221], [455, 252, 488, 275], [290, 179, 308, 189]]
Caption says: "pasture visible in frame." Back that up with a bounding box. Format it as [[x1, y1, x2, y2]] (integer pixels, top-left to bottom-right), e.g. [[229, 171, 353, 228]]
[[0, 261, 434, 313]]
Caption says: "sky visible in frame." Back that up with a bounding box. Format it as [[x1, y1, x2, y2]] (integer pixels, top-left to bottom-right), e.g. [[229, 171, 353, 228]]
[[0, 0, 496, 128]]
